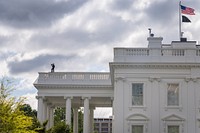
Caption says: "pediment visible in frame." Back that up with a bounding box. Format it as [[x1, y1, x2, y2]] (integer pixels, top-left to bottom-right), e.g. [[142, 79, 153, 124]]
[[162, 114, 185, 121], [127, 114, 149, 121]]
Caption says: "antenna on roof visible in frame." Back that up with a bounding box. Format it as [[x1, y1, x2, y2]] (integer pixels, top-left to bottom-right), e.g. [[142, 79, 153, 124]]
[[148, 28, 154, 37]]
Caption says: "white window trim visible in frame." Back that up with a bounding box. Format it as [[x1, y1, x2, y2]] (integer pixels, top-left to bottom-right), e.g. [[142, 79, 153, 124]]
[[127, 113, 149, 133], [129, 82, 147, 110], [162, 114, 185, 133], [165, 123, 182, 133], [130, 124, 145, 133], [164, 82, 183, 111], [127, 121, 148, 133]]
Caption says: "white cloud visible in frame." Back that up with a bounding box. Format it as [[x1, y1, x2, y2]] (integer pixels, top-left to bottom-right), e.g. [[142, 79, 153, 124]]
[[22, 92, 37, 110]]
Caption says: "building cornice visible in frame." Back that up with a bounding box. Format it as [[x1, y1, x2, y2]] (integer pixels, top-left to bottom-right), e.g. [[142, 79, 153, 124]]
[[109, 62, 200, 69], [34, 83, 113, 89]]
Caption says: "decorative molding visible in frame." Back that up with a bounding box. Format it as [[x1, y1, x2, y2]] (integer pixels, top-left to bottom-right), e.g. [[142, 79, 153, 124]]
[[184, 77, 191, 82], [164, 106, 183, 112], [184, 77, 198, 82], [149, 77, 161, 82], [129, 106, 147, 111], [162, 114, 185, 121], [162, 114, 185, 133], [127, 113, 149, 133], [35, 84, 113, 89], [110, 63, 200, 69], [192, 78, 197, 82], [81, 96, 91, 100], [114, 77, 126, 82], [35, 96, 43, 99], [127, 113, 149, 121], [64, 96, 73, 100]]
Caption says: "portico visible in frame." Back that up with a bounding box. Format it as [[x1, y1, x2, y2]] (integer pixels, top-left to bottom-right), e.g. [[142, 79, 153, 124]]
[[34, 72, 113, 133]]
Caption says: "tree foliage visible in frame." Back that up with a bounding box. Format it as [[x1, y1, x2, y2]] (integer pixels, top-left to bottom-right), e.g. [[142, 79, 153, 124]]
[[20, 104, 37, 117], [54, 107, 66, 125], [49, 122, 71, 133], [53, 107, 83, 133], [0, 79, 36, 133]]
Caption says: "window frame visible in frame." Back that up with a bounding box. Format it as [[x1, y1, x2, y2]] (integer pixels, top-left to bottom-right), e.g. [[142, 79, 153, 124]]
[[167, 125, 180, 133], [167, 83, 179, 106], [131, 124, 144, 133], [162, 114, 184, 133], [129, 82, 147, 109], [132, 83, 144, 106], [163, 81, 183, 110]]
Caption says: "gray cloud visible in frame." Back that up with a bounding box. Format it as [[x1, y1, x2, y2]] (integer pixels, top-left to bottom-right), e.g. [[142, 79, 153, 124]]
[[145, 1, 177, 25], [109, 0, 134, 11], [0, 0, 88, 28], [28, 13, 134, 51], [7, 54, 76, 74]]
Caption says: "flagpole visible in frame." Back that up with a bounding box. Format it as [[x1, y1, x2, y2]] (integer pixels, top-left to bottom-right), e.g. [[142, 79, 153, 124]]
[[179, 0, 182, 40]]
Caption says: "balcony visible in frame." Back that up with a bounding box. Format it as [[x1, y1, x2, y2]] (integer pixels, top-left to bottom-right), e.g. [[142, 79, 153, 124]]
[[34, 72, 111, 86]]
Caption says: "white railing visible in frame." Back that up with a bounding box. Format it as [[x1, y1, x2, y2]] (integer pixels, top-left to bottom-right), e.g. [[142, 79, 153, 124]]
[[114, 48, 200, 62], [114, 48, 200, 57], [125, 48, 149, 56], [161, 49, 185, 56], [36, 72, 111, 85]]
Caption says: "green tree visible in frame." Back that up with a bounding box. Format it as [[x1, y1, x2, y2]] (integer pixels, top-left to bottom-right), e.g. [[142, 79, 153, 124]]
[[20, 104, 41, 131], [53, 107, 83, 133], [20, 104, 37, 117], [50, 122, 71, 133], [0, 79, 36, 133], [34, 120, 48, 133], [54, 107, 66, 125]]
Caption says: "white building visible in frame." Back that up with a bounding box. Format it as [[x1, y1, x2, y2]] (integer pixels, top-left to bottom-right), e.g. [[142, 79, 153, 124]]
[[94, 118, 112, 133], [34, 36, 200, 133]]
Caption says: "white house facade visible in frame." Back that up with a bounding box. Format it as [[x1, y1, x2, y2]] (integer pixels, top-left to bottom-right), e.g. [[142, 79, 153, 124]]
[[34, 36, 200, 133]]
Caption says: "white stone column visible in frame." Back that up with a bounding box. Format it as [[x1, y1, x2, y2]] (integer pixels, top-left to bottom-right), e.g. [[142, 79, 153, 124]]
[[64, 96, 72, 126], [90, 107, 95, 133], [83, 97, 90, 133], [149, 77, 160, 133], [73, 108, 79, 133], [43, 99, 47, 122], [46, 105, 50, 129], [49, 106, 54, 128], [113, 77, 125, 133], [36, 96, 43, 123]]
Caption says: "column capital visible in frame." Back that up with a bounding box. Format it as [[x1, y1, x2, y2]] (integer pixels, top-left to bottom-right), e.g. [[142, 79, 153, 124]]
[[149, 77, 161, 82], [82, 96, 91, 100], [64, 96, 73, 100], [36, 96, 44, 99], [114, 77, 126, 82], [184, 76, 197, 82], [185, 77, 191, 82]]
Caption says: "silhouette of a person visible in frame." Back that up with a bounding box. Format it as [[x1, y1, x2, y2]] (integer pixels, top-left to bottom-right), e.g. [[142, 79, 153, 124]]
[[51, 63, 55, 72]]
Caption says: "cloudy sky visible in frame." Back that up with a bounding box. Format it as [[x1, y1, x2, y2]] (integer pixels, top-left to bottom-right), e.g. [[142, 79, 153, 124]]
[[0, 0, 199, 117]]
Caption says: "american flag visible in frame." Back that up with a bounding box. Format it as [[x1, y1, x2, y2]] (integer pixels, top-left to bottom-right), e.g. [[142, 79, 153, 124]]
[[181, 5, 195, 15]]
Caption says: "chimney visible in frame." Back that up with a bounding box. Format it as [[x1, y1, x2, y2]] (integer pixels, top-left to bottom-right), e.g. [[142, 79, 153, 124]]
[[147, 37, 163, 48]]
